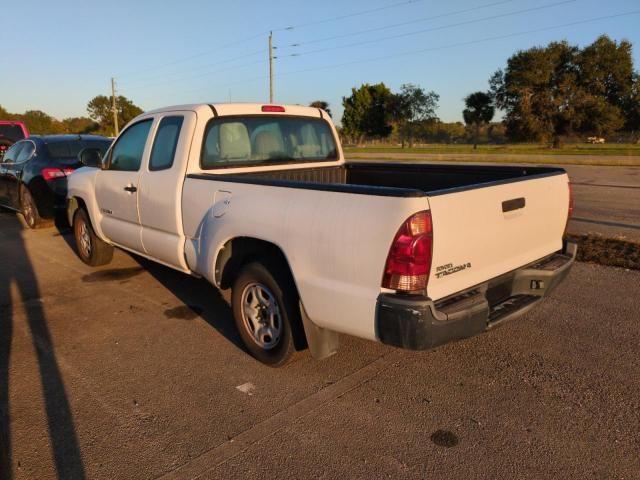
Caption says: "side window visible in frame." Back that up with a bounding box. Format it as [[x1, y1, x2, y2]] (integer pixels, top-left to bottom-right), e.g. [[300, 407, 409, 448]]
[[149, 116, 184, 171], [16, 142, 35, 163], [108, 120, 153, 171], [3, 142, 24, 163]]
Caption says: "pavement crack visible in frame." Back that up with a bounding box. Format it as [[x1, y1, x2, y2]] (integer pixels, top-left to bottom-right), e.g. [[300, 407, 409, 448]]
[[156, 352, 399, 480]]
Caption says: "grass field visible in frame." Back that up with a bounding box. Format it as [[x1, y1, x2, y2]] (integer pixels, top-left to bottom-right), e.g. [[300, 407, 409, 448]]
[[344, 143, 640, 156], [344, 143, 640, 166]]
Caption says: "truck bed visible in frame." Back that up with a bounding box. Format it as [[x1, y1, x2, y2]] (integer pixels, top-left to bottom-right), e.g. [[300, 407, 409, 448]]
[[188, 162, 565, 196]]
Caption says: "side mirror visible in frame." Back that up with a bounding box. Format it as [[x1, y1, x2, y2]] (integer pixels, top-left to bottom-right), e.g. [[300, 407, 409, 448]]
[[78, 148, 103, 168]]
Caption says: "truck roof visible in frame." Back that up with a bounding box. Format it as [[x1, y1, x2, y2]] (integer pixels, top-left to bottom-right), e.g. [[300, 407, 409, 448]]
[[143, 103, 326, 118]]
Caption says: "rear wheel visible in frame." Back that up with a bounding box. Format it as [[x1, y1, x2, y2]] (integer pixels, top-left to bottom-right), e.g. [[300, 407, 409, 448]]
[[20, 186, 42, 229], [232, 260, 297, 367], [73, 208, 114, 266]]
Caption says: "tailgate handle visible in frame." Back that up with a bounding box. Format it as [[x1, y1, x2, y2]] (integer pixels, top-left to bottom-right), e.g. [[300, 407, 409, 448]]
[[502, 197, 525, 212]]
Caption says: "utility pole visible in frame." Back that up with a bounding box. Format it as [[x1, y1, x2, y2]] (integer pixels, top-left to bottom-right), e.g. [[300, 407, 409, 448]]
[[268, 32, 274, 103], [111, 77, 119, 137]]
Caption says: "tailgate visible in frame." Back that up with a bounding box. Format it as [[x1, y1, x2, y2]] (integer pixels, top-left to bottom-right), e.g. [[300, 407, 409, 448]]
[[426, 172, 569, 301]]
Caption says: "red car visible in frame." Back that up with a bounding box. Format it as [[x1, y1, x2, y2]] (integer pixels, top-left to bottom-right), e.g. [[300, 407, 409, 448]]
[[0, 121, 30, 158]]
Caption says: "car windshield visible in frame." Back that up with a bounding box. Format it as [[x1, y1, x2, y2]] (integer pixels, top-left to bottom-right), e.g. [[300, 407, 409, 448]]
[[201, 116, 338, 168], [45, 139, 112, 159], [0, 124, 26, 143]]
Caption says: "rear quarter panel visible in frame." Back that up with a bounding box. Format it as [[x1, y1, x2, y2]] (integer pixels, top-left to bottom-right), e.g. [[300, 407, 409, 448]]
[[182, 179, 429, 340]]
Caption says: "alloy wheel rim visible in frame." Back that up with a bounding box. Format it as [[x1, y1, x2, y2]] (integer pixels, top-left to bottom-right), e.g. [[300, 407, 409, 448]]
[[240, 282, 282, 350], [77, 220, 92, 258]]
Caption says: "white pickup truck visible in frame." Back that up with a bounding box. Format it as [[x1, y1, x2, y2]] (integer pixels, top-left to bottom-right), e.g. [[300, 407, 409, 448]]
[[67, 103, 576, 366]]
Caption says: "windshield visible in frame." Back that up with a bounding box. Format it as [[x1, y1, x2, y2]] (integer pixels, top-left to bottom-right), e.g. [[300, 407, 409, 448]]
[[0, 124, 26, 143], [45, 139, 112, 160], [201, 116, 338, 169]]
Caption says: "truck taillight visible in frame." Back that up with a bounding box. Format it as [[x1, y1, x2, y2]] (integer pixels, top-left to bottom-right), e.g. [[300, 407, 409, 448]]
[[42, 168, 75, 181], [382, 210, 433, 293]]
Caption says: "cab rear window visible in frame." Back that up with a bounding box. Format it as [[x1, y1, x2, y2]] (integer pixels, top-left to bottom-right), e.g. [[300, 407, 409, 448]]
[[201, 116, 337, 169]]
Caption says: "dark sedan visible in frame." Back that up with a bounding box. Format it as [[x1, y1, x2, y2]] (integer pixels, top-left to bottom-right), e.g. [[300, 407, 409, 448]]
[[0, 134, 112, 228]]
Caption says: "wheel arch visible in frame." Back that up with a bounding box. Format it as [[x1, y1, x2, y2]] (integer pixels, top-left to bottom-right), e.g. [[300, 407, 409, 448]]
[[67, 196, 90, 227], [215, 236, 294, 291], [214, 236, 309, 351]]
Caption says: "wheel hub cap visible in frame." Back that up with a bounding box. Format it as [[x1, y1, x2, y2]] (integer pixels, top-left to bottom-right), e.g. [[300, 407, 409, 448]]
[[240, 283, 282, 350], [78, 222, 91, 257]]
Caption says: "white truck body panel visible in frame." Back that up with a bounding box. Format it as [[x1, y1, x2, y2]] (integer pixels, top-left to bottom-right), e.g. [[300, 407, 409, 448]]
[[182, 178, 429, 339], [137, 110, 197, 270], [427, 174, 569, 301]]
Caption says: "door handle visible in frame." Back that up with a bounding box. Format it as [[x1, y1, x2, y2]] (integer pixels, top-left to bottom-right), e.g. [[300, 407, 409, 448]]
[[124, 185, 137, 193], [502, 197, 525, 212]]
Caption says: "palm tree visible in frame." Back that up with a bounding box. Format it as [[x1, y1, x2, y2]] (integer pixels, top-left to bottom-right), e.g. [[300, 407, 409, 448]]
[[309, 100, 332, 118], [462, 92, 495, 149]]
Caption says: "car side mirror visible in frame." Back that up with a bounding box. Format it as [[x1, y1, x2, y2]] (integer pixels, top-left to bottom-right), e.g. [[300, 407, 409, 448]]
[[78, 148, 103, 168]]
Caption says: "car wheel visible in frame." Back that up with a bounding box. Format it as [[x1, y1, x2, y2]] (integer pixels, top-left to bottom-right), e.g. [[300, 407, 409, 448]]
[[73, 208, 114, 266], [20, 186, 42, 229], [232, 260, 298, 367]]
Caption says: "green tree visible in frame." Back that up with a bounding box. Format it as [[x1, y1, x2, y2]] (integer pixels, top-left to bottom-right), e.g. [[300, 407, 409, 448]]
[[462, 91, 495, 149], [61, 117, 100, 134], [341, 83, 393, 143], [491, 36, 637, 145], [87, 95, 143, 136], [19, 110, 63, 134], [625, 73, 640, 140], [490, 41, 580, 147], [309, 100, 332, 118], [388, 84, 439, 147], [575, 35, 632, 137]]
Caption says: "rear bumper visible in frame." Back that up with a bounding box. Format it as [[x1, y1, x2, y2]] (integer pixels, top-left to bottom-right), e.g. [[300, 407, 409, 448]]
[[375, 241, 577, 350]]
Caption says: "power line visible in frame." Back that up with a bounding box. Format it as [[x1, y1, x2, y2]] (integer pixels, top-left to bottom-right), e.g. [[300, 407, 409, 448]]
[[277, 0, 580, 59], [117, 32, 266, 79], [277, 0, 517, 51], [120, 59, 266, 93], [121, 0, 564, 95], [272, 0, 427, 31], [116, 0, 428, 80], [270, 10, 640, 81], [120, 50, 264, 88], [127, 7, 639, 106]]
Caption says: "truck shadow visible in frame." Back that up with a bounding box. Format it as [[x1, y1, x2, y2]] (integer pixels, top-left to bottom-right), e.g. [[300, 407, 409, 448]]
[[0, 211, 85, 480], [128, 257, 246, 352], [53, 218, 246, 353]]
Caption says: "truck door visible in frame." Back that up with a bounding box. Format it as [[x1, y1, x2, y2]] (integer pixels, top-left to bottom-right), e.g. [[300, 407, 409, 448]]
[[138, 112, 196, 270], [94, 118, 153, 252]]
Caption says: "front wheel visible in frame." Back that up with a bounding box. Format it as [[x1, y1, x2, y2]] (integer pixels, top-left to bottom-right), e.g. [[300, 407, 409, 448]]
[[231, 261, 298, 367], [73, 208, 114, 266]]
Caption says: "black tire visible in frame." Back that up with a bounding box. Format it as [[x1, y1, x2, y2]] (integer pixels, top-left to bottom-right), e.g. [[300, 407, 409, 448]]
[[73, 208, 114, 266], [231, 260, 298, 367], [20, 186, 43, 229]]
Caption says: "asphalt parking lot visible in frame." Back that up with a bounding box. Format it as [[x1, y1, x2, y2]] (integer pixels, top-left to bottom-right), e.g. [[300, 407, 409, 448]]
[[0, 210, 639, 480]]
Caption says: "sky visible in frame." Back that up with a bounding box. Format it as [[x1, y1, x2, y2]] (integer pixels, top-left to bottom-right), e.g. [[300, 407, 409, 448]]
[[1, 0, 640, 124]]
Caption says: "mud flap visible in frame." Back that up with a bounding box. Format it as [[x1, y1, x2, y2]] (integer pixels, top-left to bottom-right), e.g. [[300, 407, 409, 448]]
[[299, 302, 339, 360]]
